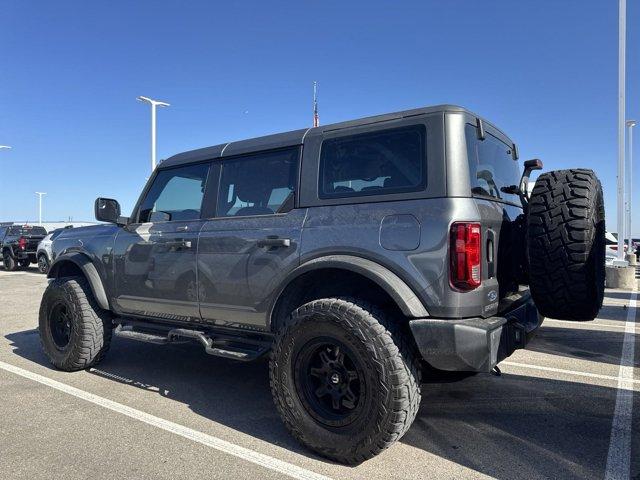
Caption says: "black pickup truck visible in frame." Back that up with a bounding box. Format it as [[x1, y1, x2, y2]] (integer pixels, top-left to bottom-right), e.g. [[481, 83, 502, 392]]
[[1, 225, 47, 271]]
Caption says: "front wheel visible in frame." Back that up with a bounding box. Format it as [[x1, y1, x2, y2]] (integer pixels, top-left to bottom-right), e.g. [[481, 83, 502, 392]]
[[270, 298, 421, 464], [37, 254, 50, 274], [39, 276, 113, 371]]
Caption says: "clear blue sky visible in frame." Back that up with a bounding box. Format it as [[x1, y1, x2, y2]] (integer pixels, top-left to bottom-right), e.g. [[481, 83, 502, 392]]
[[1, 1, 639, 232]]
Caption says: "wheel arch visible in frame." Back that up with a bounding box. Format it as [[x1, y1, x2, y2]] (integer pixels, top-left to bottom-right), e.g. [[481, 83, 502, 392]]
[[48, 253, 110, 311], [268, 255, 429, 332]]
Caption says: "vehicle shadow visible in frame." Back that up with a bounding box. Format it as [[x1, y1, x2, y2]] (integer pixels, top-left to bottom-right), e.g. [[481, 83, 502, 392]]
[[5, 328, 633, 479], [4, 329, 319, 459], [407, 371, 624, 480], [524, 325, 626, 366], [549, 294, 634, 323], [600, 291, 637, 302]]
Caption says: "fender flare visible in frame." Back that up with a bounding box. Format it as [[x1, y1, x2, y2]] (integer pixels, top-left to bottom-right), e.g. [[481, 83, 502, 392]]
[[272, 254, 429, 320], [48, 253, 110, 311]]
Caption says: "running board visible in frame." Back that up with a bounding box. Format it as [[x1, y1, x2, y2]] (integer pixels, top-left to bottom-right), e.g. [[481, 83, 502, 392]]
[[114, 324, 270, 362], [114, 325, 168, 345]]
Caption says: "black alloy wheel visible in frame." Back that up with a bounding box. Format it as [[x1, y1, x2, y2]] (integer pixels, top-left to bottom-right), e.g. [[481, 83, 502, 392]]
[[49, 301, 73, 349], [294, 338, 364, 427]]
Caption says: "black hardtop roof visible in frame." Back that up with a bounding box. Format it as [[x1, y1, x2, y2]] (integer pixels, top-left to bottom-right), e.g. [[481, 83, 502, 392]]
[[159, 104, 510, 169]]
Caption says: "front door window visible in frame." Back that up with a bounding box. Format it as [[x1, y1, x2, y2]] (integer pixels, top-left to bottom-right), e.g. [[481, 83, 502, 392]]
[[138, 163, 209, 223]]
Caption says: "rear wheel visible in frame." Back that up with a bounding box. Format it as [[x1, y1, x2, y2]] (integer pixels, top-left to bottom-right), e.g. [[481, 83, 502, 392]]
[[39, 276, 113, 371], [37, 254, 50, 274], [18, 259, 30, 268], [3, 251, 17, 271], [527, 169, 605, 320], [270, 298, 421, 464]]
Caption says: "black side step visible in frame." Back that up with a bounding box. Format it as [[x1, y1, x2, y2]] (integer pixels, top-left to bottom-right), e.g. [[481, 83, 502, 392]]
[[114, 324, 271, 362], [114, 325, 168, 345]]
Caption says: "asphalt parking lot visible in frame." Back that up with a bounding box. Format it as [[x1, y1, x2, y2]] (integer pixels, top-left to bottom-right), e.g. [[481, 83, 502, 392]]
[[0, 268, 638, 480]]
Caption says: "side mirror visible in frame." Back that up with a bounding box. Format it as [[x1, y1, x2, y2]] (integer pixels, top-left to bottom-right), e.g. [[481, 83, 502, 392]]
[[95, 198, 124, 224]]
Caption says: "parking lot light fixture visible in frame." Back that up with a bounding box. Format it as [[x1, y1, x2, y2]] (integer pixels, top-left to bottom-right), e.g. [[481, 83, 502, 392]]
[[627, 120, 637, 254], [35, 192, 46, 226], [0, 145, 11, 150], [137, 96, 170, 172], [617, 0, 627, 261]]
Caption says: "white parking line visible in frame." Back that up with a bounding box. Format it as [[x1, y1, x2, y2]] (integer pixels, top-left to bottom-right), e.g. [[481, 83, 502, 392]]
[[604, 291, 637, 480], [0, 361, 332, 480], [500, 361, 639, 389], [542, 318, 638, 331]]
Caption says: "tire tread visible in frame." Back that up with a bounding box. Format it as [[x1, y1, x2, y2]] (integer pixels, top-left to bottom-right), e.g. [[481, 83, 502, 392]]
[[39, 276, 112, 371], [269, 297, 421, 464], [527, 169, 605, 320]]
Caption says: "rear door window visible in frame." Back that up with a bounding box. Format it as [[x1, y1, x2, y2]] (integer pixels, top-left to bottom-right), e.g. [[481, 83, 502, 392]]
[[216, 148, 299, 217], [465, 124, 521, 204], [319, 124, 426, 199]]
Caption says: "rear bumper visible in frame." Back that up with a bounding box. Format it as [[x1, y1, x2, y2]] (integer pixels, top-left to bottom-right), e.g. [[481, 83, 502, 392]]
[[409, 295, 541, 372], [16, 251, 37, 261]]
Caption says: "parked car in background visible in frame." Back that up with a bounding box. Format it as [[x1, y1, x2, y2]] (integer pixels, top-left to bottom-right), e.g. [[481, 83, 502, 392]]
[[37, 227, 72, 274], [0, 225, 9, 262], [1, 225, 47, 271], [605, 231, 620, 265]]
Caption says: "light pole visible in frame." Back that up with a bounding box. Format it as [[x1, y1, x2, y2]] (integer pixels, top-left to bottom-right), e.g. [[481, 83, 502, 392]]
[[137, 96, 170, 172], [616, 0, 627, 261], [35, 192, 46, 226], [627, 120, 637, 255]]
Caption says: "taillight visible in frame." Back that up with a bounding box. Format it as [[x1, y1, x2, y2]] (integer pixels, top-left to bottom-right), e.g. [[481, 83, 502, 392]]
[[450, 222, 481, 291], [18, 237, 27, 250]]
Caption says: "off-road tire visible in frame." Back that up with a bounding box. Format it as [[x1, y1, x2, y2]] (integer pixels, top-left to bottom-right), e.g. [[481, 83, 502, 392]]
[[527, 169, 605, 320], [37, 254, 50, 274], [269, 298, 422, 464], [3, 251, 17, 271], [39, 276, 113, 371]]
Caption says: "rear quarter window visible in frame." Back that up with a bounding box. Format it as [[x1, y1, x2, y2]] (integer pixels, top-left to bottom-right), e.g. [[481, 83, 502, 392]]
[[465, 124, 521, 204], [319, 124, 426, 199]]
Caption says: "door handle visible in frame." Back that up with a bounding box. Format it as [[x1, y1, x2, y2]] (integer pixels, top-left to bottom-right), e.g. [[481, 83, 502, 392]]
[[176, 226, 189, 232], [256, 238, 291, 248], [165, 240, 192, 250], [486, 230, 495, 278]]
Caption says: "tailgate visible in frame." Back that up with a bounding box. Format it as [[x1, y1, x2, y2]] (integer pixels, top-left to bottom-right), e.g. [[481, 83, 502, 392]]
[[23, 235, 45, 251]]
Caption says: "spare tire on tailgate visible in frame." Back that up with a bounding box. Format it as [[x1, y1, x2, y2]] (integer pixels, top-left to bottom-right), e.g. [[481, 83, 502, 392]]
[[527, 169, 605, 320]]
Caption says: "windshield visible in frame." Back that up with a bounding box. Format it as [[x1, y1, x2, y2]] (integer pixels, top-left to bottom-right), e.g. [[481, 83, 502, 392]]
[[605, 232, 618, 245], [50, 229, 65, 240]]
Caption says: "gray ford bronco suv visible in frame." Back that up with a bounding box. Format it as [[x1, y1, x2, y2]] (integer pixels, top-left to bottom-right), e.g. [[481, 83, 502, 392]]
[[39, 105, 605, 464]]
